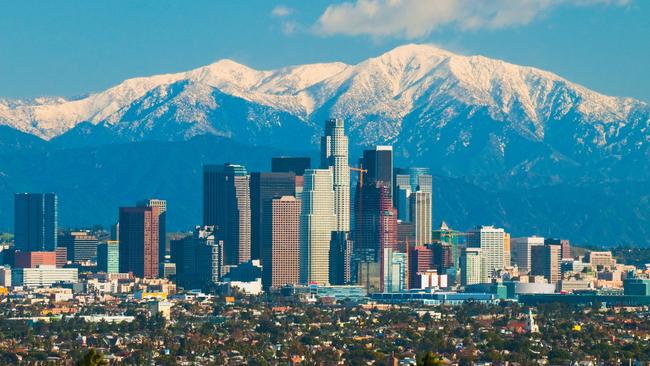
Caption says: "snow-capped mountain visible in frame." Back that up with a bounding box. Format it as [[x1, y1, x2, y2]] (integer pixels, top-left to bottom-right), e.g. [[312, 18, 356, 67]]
[[1, 44, 648, 181], [1, 44, 649, 245]]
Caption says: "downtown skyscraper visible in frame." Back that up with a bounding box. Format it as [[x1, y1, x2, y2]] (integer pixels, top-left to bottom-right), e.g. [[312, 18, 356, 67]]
[[262, 195, 301, 290], [203, 164, 251, 266], [119, 206, 160, 278], [300, 169, 336, 285], [137, 198, 167, 265], [14, 193, 58, 252], [250, 172, 296, 260], [321, 118, 350, 232]]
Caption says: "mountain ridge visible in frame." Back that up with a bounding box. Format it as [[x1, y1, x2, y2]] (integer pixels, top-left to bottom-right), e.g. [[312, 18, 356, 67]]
[[0, 44, 648, 245], [1, 44, 647, 144]]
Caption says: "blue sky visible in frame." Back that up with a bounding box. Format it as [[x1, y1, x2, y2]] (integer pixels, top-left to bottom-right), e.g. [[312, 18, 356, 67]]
[[0, 0, 648, 101]]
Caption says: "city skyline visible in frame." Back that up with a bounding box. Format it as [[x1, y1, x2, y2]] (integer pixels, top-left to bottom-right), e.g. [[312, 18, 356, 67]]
[[1, 2, 650, 364]]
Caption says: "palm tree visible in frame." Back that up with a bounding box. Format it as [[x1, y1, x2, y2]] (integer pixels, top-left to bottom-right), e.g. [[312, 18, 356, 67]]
[[77, 348, 108, 366]]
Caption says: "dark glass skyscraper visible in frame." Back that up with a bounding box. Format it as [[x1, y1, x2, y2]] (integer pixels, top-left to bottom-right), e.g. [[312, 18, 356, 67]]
[[14, 193, 58, 252], [203, 164, 251, 265], [119, 206, 160, 278], [250, 172, 296, 260], [354, 182, 396, 263], [361, 146, 393, 197], [271, 157, 311, 176]]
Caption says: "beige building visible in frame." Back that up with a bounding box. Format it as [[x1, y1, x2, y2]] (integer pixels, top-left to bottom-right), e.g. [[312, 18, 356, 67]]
[[409, 191, 432, 246], [262, 196, 301, 289]]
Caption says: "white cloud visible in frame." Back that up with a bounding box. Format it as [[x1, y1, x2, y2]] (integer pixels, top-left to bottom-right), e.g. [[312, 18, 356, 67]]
[[314, 0, 632, 38], [271, 5, 294, 18]]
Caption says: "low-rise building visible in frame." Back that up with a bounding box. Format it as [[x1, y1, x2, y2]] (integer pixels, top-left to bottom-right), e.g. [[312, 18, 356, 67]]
[[12, 265, 78, 287]]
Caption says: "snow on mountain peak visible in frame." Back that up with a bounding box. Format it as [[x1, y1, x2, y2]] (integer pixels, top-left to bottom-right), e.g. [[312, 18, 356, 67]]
[[0, 44, 647, 142]]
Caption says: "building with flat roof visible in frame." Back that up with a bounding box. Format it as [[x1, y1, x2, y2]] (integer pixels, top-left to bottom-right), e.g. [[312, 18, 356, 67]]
[[300, 169, 335, 285], [137, 199, 167, 265], [11, 265, 78, 287], [511, 236, 544, 273], [14, 193, 58, 252], [14, 251, 56, 268], [58, 231, 98, 262], [203, 164, 251, 265], [468, 226, 506, 281], [531, 244, 561, 284], [97, 241, 119, 273], [250, 172, 296, 261], [460, 247, 485, 286], [271, 156, 311, 176], [119, 206, 160, 278], [262, 196, 301, 290], [410, 191, 431, 246], [171, 226, 223, 291]]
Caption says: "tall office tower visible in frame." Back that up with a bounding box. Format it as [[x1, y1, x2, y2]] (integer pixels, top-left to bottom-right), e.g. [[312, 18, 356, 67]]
[[432, 221, 462, 270], [383, 247, 407, 292], [171, 226, 223, 290], [137, 199, 167, 265], [545, 238, 572, 259], [408, 167, 432, 193], [503, 233, 511, 268], [97, 241, 119, 273], [432, 242, 454, 273], [300, 169, 336, 285], [362, 146, 393, 197], [531, 244, 561, 284], [14, 193, 58, 252], [379, 205, 398, 291], [262, 196, 301, 290], [460, 247, 485, 286], [468, 226, 506, 281], [271, 156, 311, 176], [409, 191, 432, 246], [320, 118, 350, 232], [203, 164, 251, 265], [408, 245, 433, 289], [118, 206, 159, 278], [511, 236, 545, 274], [329, 231, 353, 285], [393, 172, 411, 222], [250, 172, 296, 260], [58, 230, 99, 262], [354, 182, 395, 262]]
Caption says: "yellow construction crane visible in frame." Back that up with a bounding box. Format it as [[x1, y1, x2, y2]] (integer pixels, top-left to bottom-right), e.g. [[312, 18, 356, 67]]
[[350, 164, 368, 187]]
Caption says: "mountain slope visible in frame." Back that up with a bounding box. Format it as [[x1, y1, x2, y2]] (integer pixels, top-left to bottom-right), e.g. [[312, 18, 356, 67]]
[[0, 44, 649, 245], [1, 44, 647, 152]]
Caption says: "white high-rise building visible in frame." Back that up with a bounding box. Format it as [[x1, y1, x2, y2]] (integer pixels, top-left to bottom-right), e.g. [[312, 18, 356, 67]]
[[468, 225, 506, 280], [321, 118, 350, 231], [511, 236, 545, 274], [300, 169, 336, 285]]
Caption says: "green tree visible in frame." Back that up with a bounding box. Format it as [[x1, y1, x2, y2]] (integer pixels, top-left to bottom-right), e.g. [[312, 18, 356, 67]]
[[418, 351, 444, 366], [77, 348, 108, 366]]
